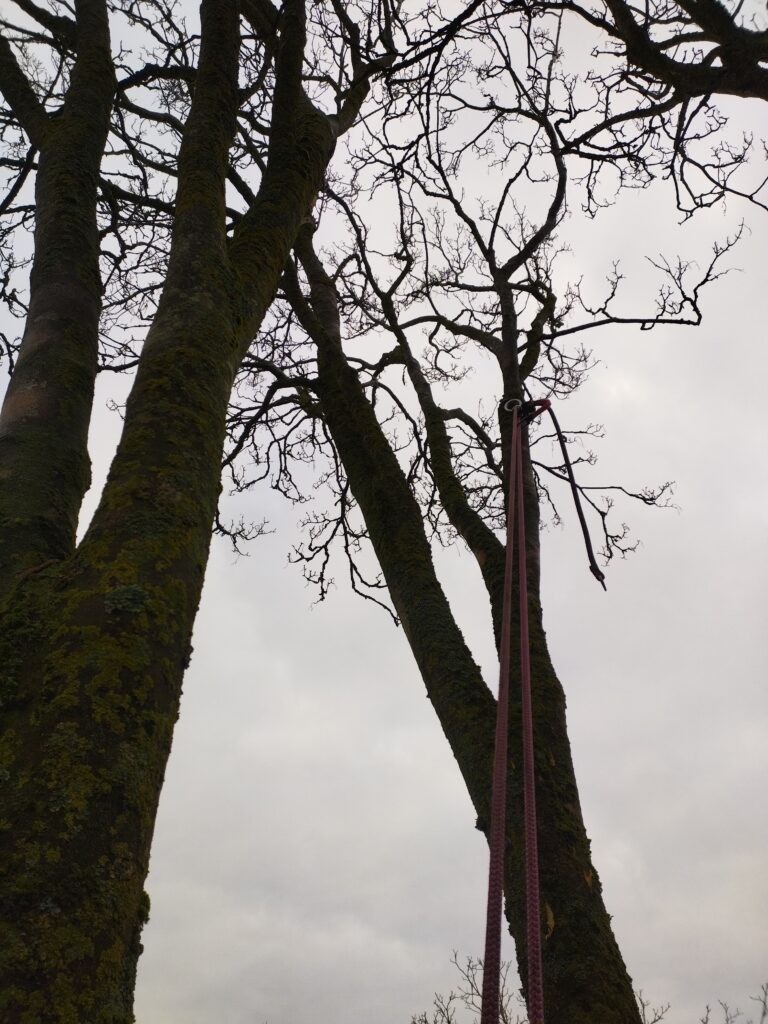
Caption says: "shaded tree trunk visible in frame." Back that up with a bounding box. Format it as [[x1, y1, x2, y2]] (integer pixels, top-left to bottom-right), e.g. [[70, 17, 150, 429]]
[[0, 1, 114, 586], [292, 228, 641, 1024], [0, 1, 336, 1017]]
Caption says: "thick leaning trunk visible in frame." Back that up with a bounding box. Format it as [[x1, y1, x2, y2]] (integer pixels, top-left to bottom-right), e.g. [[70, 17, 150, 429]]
[[0, 3, 238, 1013], [504, 428, 639, 1023], [0, 0, 340, 1014], [0, 275, 239, 1021], [311, 323, 640, 1023]]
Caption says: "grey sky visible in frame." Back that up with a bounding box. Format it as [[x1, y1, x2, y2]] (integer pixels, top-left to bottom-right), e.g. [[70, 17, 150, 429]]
[[1, 4, 766, 1020], [122, 185, 767, 1021]]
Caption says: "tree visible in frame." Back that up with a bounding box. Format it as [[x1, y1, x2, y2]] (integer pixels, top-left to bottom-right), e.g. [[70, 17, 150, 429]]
[[226, 8, 742, 1018], [0, 0, 756, 1021], [536, 0, 768, 215], [411, 959, 768, 1024], [411, 953, 528, 1024], [557, 0, 768, 102], [0, 0, 390, 1017]]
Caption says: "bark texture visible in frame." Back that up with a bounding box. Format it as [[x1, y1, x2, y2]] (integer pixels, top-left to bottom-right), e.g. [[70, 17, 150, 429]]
[[0, 0, 114, 586], [0, 1, 337, 1018]]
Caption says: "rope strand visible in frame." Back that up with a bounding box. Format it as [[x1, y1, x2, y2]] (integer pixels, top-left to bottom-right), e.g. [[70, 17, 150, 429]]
[[480, 394, 606, 1024], [479, 406, 520, 1024], [480, 402, 544, 1024]]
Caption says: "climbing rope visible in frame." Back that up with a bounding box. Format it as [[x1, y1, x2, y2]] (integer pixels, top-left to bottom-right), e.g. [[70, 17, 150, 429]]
[[480, 396, 604, 1024], [480, 398, 545, 1024], [479, 402, 519, 1024]]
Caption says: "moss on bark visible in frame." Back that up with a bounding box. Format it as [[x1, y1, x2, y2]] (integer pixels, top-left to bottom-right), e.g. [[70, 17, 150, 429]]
[[0, 2, 341, 1016]]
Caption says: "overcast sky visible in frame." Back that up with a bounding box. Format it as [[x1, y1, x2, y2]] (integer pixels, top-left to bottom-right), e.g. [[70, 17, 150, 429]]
[[108, 138, 766, 1022], [1, 6, 766, 1020]]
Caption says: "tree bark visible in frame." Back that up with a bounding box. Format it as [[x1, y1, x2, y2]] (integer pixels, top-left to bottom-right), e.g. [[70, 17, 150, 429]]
[[0, 1, 338, 1018]]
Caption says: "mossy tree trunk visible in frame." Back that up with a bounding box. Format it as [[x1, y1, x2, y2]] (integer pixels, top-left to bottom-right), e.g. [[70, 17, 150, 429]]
[[290, 227, 641, 1024], [0, 1, 338, 1019]]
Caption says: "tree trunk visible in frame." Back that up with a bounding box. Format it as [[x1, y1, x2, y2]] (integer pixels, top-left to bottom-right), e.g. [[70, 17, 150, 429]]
[[507, 427, 640, 1023], [297, 235, 641, 1023], [0, 0, 239, 1012], [0, 1, 114, 587], [0, 1, 336, 1016]]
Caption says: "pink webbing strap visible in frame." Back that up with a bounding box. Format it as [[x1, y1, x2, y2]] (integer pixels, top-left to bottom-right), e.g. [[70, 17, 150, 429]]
[[480, 403, 545, 1024], [479, 406, 520, 1024]]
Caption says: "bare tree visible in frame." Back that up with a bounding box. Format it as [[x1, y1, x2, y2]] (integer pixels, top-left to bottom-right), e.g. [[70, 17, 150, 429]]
[[0, 0, 754, 1020], [228, 19, 738, 1014], [411, 953, 527, 1024], [531, 0, 768, 215], [0, 0, 395, 1016], [412, 959, 767, 1024]]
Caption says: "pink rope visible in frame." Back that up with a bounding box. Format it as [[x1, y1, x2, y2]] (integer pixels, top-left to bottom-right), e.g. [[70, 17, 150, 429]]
[[480, 404, 544, 1024], [479, 406, 519, 1024]]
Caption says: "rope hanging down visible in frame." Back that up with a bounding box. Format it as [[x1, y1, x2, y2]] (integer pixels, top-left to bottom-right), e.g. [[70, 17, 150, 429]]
[[478, 403, 519, 1024], [480, 399, 546, 1024], [480, 396, 605, 1024]]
